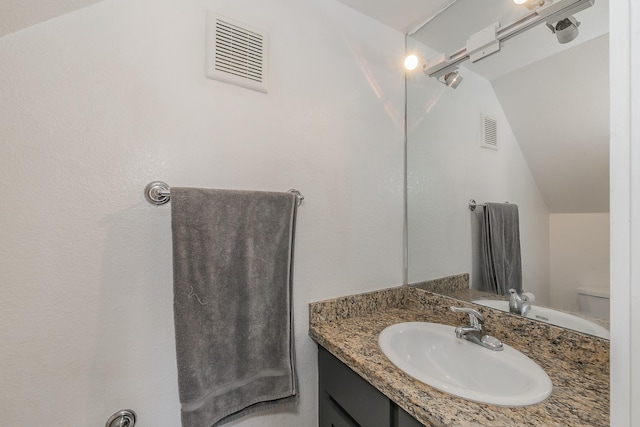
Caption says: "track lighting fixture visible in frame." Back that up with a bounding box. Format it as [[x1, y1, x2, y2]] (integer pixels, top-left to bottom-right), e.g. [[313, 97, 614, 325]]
[[513, 0, 546, 10], [443, 71, 463, 89], [404, 54, 420, 71], [415, 0, 594, 83], [547, 16, 581, 44]]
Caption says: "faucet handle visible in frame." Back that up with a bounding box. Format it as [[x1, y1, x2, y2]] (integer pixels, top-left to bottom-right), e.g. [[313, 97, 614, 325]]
[[450, 306, 485, 327], [509, 289, 522, 312]]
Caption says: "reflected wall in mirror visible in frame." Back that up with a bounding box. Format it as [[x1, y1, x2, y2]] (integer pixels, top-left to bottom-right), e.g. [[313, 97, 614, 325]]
[[406, 0, 610, 337]]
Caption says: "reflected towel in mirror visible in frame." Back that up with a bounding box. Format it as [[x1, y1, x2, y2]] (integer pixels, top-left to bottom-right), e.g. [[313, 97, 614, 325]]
[[479, 202, 522, 296]]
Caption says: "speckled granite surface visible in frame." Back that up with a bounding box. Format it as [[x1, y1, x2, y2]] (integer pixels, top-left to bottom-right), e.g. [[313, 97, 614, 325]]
[[309, 286, 609, 427], [411, 273, 470, 294], [411, 274, 611, 332]]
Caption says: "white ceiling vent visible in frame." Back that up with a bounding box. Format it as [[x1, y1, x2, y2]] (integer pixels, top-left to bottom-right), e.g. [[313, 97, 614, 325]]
[[205, 12, 269, 93], [481, 114, 498, 150]]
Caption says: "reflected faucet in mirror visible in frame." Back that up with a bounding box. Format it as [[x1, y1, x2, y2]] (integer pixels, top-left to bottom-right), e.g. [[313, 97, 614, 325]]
[[509, 289, 534, 316]]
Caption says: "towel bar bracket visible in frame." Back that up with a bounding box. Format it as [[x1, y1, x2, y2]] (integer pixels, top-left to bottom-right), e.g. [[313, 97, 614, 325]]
[[144, 181, 171, 206], [288, 189, 304, 207], [105, 409, 136, 427]]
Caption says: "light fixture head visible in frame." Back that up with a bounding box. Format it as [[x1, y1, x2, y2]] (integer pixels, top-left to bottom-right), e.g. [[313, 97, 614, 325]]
[[514, 0, 545, 10], [556, 16, 580, 43], [444, 71, 463, 89], [548, 16, 581, 44], [404, 54, 419, 71], [404, 53, 429, 71]]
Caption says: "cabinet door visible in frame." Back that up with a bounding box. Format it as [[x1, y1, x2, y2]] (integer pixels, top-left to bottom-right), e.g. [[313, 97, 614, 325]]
[[318, 347, 391, 427], [397, 407, 426, 427], [321, 394, 360, 427]]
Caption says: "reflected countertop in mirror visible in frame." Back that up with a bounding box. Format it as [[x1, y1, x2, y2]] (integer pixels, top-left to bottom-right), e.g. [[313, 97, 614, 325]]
[[410, 274, 610, 340]]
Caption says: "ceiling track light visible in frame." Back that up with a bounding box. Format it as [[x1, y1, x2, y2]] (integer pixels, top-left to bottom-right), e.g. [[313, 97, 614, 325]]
[[546, 16, 581, 44], [404, 52, 429, 71], [514, 0, 547, 10], [418, 0, 594, 81], [404, 53, 420, 71], [443, 71, 463, 89]]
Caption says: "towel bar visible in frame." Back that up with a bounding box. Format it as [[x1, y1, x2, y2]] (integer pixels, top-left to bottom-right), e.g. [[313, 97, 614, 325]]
[[144, 181, 304, 207], [468, 199, 509, 211]]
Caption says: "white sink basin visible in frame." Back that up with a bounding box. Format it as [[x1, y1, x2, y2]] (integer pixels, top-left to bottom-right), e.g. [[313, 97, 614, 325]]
[[378, 322, 552, 406], [472, 299, 610, 339]]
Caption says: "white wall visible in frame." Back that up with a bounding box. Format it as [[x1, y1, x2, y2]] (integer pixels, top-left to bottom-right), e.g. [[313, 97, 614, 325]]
[[491, 34, 610, 214], [549, 213, 610, 312], [0, 0, 405, 425], [610, 0, 640, 424], [406, 41, 550, 305]]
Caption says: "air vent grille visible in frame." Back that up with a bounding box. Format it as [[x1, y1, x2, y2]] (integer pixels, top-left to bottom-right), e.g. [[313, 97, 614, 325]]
[[205, 12, 269, 93], [481, 114, 498, 150], [215, 19, 263, 82]]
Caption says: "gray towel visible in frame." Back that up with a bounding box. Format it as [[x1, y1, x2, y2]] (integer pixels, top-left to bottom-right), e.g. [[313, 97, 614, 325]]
[[170, 187, 298, 427], [479, 202, 522, 296]]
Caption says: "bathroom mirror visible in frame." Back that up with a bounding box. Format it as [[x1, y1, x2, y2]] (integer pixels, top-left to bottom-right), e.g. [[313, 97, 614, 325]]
[[406, 0, 610, 339]]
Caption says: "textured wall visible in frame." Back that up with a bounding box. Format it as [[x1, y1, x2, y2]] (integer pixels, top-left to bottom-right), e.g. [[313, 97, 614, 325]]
[[0, 0, 104, 38], [0, 0, 405, 425]]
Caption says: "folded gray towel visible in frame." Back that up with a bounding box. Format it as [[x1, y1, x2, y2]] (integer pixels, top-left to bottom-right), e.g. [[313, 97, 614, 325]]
[[479, 202, 522, 296], [170, 187, 298, 427]]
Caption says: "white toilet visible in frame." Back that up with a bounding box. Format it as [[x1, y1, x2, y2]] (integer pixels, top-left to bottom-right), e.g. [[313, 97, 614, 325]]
[[577, 287, 610, 319]]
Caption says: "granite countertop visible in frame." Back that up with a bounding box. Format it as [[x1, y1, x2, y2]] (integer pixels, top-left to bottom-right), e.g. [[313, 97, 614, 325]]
[[309, 286, 609, 427]]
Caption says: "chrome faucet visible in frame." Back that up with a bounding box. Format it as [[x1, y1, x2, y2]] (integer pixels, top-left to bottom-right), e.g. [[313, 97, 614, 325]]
[[450, 306, 503, 351], [509, 289, 532, 316]]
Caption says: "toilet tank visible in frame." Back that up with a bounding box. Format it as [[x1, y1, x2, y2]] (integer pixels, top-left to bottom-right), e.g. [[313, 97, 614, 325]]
[[577, 287, 610, 319]]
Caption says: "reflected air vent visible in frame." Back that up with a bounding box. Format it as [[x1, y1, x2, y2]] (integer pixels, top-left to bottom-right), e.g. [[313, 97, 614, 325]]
[[481, 114, 498, 150], [205, 12, 269, 93]]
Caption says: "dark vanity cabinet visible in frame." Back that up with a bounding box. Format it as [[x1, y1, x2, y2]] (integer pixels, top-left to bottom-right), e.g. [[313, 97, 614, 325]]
[[318, 346, 426, 427]]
